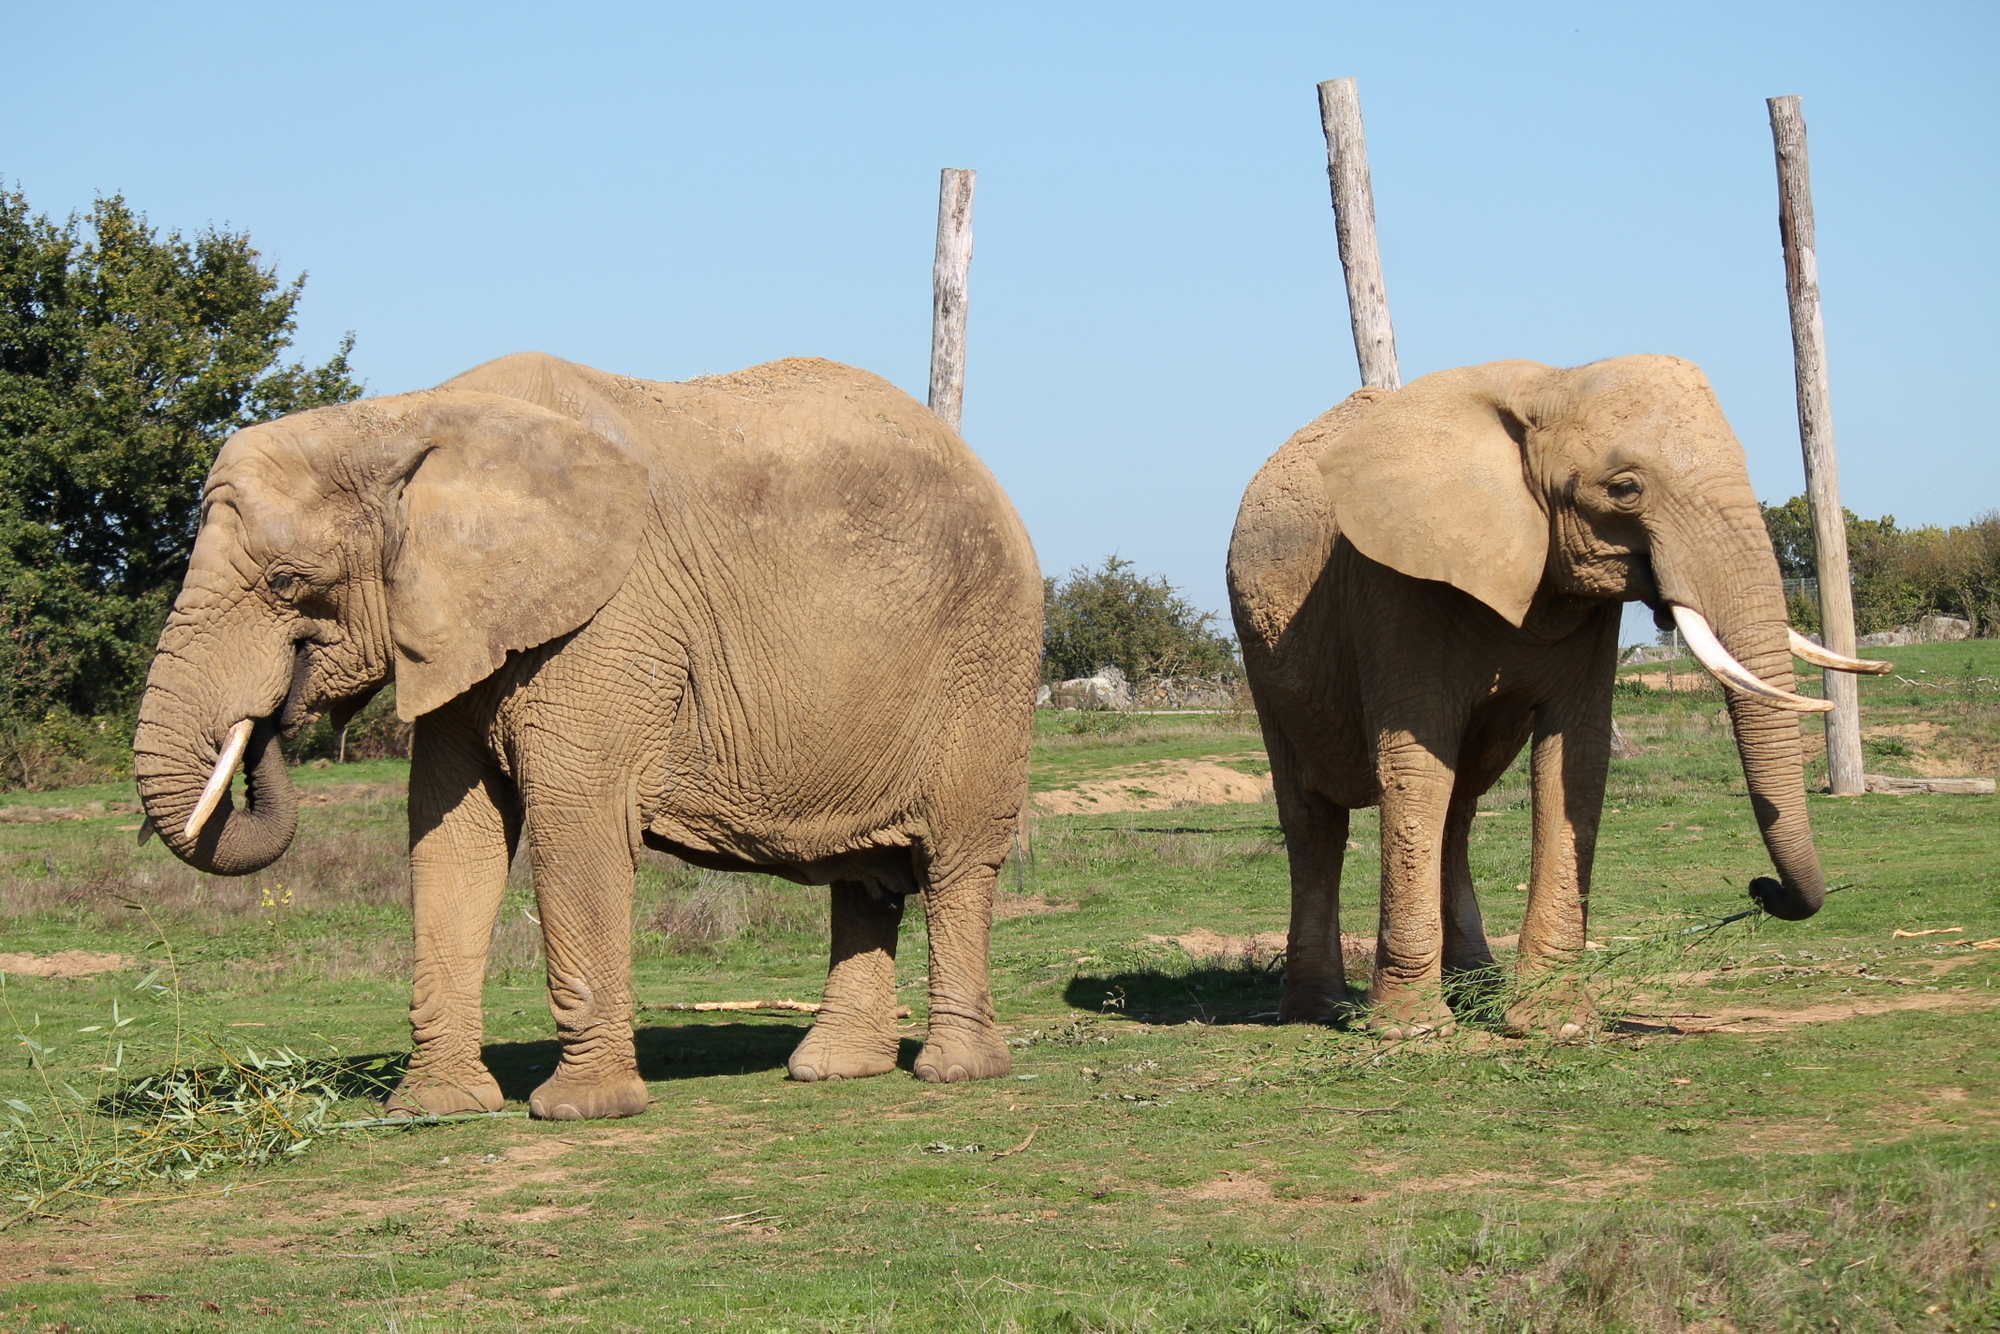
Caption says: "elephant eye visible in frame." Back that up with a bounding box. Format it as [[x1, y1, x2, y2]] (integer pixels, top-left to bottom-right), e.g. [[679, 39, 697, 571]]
[[1605, 476, 1643, 503], [268, 572, 299, 598]]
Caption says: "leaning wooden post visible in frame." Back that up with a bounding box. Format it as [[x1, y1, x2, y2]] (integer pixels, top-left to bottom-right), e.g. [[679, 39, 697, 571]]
[[928, 168, 975, 430], [1317, 78, 1401, 390], [1769, 95, 1864, 796]]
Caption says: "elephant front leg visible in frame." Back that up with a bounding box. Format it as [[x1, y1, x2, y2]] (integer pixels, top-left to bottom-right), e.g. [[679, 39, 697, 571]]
[[389, 727, 516, 1116], [1505, 711, 1611, 1040], [525, 805, 649, 1120], [1369, 736, 1459, 1039], [789, 882, 903, 1081], [912, 859, 1011, 1083]]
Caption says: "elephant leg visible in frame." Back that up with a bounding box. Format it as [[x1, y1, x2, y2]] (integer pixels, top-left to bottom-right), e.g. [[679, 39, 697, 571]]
[[1505, 704, 1612, 1040], [789, 882, 903, 1081], [1369, 733, 1459, 1039], [523, 801, 649, 1120], [388, 716, 518, 1116], [1440, 792, 1497, 974], [1272, 747, 1353, 1023], [912, 855, 1011, 1083]]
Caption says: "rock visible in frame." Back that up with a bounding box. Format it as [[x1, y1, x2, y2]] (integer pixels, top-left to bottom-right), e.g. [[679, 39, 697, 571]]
[[1619, 644, 1680, 666], [1044, 664, 1131, 711], [1858, 616, 1974, 648], [1131, 675, 1240, 710], [1863, 774, 1995, 795], [1917, 615, 1973, 642], [1034, 684, 1052, 708]]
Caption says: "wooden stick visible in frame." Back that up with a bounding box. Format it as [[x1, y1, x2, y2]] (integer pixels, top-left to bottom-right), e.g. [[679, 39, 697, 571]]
[[1769, 95, 1863, 796], [1317, 79, 1401, 391], [928, 168, 976, 429], [641, 1000, 913, 1017]]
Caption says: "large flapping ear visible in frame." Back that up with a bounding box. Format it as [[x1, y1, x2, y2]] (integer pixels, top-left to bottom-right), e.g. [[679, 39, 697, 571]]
[[382, 391, 649, 719], [1317, 360, 1554, 627]]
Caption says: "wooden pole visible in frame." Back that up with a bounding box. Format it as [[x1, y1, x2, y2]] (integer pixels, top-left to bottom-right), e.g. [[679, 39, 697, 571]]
[[1768, 95, 1863, 796], [1317, 78, 1401, 391], [928, 168, 975, 429]]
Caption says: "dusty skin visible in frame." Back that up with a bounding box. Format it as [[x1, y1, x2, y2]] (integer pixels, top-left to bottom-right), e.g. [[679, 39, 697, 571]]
[[1228, 356, 1882, 1041], [132, 353, 1042, 1119]]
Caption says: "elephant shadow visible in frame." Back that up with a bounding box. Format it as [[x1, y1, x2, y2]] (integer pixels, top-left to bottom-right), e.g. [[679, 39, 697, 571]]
[[481, 1023, 926, 1099], [1063, 965, 1297, 1026]]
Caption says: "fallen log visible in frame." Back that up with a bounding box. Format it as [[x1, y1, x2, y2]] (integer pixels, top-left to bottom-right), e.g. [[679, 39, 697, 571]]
[[641, 999, 914, 1018]]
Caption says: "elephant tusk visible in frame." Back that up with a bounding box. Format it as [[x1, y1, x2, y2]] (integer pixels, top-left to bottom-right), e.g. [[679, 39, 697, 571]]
[[1787, 628, 1893, 675], [1672, 607, 1835, 713], [185, 719, 255, 840]]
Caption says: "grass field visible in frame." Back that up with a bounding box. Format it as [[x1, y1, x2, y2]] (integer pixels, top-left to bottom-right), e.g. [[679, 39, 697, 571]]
[[1, 642, 1996, 1331]]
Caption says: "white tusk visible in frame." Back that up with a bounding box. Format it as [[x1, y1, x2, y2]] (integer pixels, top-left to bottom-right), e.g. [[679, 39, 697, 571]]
[[1671, 606, 1835, 713], [184, 719, 255, 840], [1788, 628, 1893, 675]]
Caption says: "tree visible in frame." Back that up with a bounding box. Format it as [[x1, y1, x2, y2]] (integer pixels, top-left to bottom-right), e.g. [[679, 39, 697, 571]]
[[1762, 496, 2000, 637], [0, 187, 361, 769], [1041, 555, 1238, 684]]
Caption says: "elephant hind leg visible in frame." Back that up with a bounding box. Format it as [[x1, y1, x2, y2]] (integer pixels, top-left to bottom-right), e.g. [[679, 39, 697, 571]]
[[912, 853, 1011, 1083], [1272, 760, 1355, 1025], [789, 881, 904, 1081]]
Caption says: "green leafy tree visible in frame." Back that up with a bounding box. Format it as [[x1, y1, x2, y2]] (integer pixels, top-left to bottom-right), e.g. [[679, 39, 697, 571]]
[[1762, 496, 1999, 638], [0, 188, 361, 783], [1041, 555, 1238, 685]]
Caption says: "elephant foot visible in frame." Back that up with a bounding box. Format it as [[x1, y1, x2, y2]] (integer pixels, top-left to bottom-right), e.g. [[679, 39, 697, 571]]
[[384, 1065, 504, 1117], [528, 1065, 649, 1120], [1363, 988, 1456, 1041], [1277, 980, 1356, 1026], [787, 1024, 898, 1082], [1503, 995, 1599, 1042], [912, 1024, 1011, 1083]]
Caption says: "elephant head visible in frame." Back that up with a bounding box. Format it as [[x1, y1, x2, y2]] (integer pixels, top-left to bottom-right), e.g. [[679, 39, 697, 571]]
[[135, 387, 649, 875], [1319, 354, 1887, 921]]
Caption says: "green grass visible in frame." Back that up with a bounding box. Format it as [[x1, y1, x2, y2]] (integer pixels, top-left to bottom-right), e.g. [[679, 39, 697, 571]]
[[0, 673, 1996, 1331]]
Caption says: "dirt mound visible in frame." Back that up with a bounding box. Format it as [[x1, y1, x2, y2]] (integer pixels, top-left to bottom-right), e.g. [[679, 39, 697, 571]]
[[0, 950, 135, 977], [1033, 760, 1272, 815], [1143, 928, 1375, 967]]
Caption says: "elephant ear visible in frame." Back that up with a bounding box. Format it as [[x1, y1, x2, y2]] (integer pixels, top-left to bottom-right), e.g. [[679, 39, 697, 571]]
[[383, 392, 649, 720], [1317, 361, 1553, 628]]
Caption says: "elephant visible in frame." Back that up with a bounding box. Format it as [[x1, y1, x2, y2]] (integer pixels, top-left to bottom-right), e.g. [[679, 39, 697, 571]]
[[1226, 355, 1888, 1039], [134, 352, 1042, 1118]]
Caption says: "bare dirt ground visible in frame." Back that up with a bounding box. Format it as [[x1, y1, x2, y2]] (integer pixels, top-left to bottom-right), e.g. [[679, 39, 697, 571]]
[[1033, 759, 1273, 815], [0, 949, 134, 977]]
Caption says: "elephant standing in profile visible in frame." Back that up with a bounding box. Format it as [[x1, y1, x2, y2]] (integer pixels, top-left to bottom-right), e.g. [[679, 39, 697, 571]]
[[1227, 356, 1888, 1038], [135, 352, 1042, 1118]]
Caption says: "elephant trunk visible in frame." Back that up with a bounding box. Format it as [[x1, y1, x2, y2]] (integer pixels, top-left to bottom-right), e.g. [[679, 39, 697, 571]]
[[1654, 501, 1827, 920], [135, 715, 299, 876], [134, 583, 301, 876]]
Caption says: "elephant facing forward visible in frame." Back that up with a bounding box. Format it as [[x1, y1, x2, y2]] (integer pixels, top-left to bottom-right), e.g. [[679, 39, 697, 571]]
[[1227, 356, 1887, 1039], [135, 353, 1042, 1117]]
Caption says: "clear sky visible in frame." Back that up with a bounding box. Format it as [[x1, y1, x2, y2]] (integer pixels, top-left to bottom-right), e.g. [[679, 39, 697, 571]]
[[5, 2, 1994, 643]]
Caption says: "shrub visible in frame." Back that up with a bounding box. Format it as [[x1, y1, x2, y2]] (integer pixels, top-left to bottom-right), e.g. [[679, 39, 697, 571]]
[[1042, 555, 1238, 685]]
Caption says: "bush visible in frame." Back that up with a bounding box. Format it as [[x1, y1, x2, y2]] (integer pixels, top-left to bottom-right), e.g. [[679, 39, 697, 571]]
[[1762, 497, 2000, 636], [1042, 555, 1238, 685]]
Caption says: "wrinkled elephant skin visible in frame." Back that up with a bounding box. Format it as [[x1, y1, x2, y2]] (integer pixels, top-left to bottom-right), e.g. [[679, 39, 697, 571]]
[[1228, 356, 1844, 1039], [136, 354, 1038, 1116]]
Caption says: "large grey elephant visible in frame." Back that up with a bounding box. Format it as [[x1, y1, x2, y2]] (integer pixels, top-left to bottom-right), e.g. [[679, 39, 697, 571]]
[[135, 353, 1042, 1118], [1227, 356, 1887, 1039]]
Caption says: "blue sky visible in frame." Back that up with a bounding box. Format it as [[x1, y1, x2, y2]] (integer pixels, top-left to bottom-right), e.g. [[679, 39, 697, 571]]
[[4, 2, 1994, 642]]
